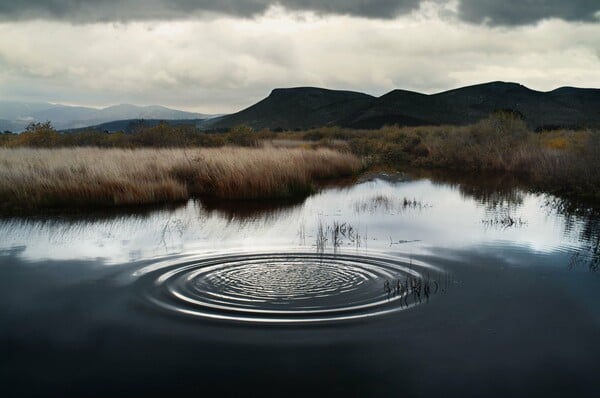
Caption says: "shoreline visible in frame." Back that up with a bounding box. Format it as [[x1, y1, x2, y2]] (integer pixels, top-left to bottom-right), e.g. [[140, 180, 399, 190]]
[[0, 147, 362, 214]]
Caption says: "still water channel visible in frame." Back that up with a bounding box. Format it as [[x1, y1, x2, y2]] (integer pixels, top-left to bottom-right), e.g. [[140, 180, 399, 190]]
[[1, 172, 598, 397]]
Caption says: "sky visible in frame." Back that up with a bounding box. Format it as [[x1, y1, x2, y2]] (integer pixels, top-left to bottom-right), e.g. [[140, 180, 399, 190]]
[[0, 1, 599, 114]]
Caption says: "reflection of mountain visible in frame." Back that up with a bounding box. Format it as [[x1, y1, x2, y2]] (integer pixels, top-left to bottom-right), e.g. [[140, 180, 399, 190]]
[[0, 101, 210, 131]]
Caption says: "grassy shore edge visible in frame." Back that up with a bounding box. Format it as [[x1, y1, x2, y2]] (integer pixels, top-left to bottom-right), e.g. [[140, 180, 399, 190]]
[[0, 147, 362, 213]]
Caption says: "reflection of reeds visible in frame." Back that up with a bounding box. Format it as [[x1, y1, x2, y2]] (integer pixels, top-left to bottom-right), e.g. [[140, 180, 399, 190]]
[[0, 147, 362, 212], [316, 221, 328, 252], [314, 221, 363, 251], [384, 273, 442, 306], [354, 194, 429, 214], [544, 197, 600, 273], [569, 239, 600, 273], [481, 214, 527, 229], [313, 221, 365, 251]]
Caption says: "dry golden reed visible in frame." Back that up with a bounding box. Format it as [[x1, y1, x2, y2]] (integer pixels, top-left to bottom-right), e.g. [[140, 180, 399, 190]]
[[0, 147, 362, 212]]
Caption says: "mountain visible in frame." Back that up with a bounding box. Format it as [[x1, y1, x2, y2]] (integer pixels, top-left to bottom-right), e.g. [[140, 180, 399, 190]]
[[341, 82, 600, 130], [67, 118, 207, 133], [3, 82, 599, 132], [205, 82, 600, 131], [0, 119, 23, 132], [0, 101, 210, 131], [206, 87, 375, 130]]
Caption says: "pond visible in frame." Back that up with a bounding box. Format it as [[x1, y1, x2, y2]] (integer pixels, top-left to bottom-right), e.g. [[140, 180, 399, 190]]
[[1, 172, 599, 397]]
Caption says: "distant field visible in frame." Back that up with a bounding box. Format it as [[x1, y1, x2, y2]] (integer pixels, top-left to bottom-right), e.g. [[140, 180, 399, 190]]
[[0, 147, 362, 213]]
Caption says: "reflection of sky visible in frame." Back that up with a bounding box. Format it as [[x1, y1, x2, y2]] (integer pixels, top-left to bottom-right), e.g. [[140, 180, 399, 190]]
[[0, 178, 587, 264]]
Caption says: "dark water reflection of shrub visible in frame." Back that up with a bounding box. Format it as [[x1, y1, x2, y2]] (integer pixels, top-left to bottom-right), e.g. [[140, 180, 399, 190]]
[[544, 197, 600, 272]]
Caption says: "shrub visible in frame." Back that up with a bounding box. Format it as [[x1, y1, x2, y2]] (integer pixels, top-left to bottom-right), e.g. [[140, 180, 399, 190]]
[[226, 125, 258, 147], [303, 130, 325, 141]]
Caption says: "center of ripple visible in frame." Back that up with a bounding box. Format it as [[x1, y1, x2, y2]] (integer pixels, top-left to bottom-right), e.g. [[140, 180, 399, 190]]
[[137, 252, 442, 324], [192, 260, 380, 310]]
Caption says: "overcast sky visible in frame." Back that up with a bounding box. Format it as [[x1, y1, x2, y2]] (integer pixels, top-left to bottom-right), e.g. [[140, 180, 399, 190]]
[[0, 0, 599, 113]]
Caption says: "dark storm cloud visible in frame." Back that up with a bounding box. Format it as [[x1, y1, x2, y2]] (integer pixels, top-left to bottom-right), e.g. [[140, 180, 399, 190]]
[[458, 0, 600, 26], [0, 0, 421, 22]]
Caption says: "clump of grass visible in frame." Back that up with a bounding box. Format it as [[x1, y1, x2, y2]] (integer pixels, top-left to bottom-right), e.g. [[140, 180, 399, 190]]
[[530, 131, 600, 200], [0, 147, 362, 213]]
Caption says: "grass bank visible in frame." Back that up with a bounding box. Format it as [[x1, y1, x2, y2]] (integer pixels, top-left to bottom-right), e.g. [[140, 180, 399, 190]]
[[2, 114, 599, 203], [294, 113, 600, 202], [0, 147, 362, 213]]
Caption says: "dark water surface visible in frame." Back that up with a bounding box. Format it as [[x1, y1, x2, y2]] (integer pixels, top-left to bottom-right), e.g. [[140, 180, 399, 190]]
[[1, 173, 599, 397]]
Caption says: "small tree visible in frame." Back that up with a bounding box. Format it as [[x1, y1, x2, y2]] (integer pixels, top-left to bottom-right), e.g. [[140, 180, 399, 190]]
[[19, 122, 60, 147]]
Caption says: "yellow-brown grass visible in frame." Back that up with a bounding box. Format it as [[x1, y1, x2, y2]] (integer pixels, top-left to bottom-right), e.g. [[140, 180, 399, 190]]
[[0, 147, 362, 212]]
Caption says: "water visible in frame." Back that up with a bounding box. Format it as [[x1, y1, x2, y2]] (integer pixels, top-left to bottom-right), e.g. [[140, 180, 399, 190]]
[[138, 252, 441, 323], [1, 172, 599, 397]]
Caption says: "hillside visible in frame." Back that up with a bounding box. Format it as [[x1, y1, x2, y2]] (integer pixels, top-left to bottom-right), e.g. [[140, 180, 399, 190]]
[[342, 82, 600, 130], [66, 118, 207, 133], [3, 82, 599, 132], [206, 87, 375, 130]]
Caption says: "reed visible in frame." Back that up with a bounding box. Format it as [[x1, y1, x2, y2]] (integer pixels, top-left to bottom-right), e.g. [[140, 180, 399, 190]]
[[0, 147, 362, 212]]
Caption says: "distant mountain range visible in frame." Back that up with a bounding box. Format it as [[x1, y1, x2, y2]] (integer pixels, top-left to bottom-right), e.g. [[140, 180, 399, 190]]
[[2, 82, 599, 133], [0, 101, 210, 132], [206, 82, 600, 131], [67, 119, 208, 134]]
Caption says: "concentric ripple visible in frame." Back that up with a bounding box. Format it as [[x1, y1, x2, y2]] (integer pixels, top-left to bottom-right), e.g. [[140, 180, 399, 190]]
[[134, 252, 443, 324]]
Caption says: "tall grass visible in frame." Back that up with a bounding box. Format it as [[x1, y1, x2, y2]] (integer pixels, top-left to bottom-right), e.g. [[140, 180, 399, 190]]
[[0, 147, 362, 212], [3, 114, 599, 202], [295, 114, 600, 201]]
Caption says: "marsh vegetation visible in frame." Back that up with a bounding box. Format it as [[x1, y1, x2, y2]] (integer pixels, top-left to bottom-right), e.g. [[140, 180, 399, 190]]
[[0, 147, 361, 212], [1, 112, 599, 213]]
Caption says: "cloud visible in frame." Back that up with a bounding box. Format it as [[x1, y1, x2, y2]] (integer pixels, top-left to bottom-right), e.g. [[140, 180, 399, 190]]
[[0, 0, 421, 22], [1, 11, 599, 113], [458, 0, 600, 25], [1, 1, 599, 25]]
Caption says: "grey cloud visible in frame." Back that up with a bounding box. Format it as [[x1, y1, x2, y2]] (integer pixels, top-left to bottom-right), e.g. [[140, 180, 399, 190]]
[[0, 0, 421, 22], [458, 0, 600, 26], [1, 1, 598, 25]]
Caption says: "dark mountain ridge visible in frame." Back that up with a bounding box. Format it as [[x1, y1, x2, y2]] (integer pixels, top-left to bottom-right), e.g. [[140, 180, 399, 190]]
[[206, 87, 375, 130], [209, 82, 600, 131], [4, 82, 598, 133]]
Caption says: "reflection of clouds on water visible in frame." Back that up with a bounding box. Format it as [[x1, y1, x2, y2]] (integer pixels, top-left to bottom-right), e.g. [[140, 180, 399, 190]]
[[0, 175, 594, 265]]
